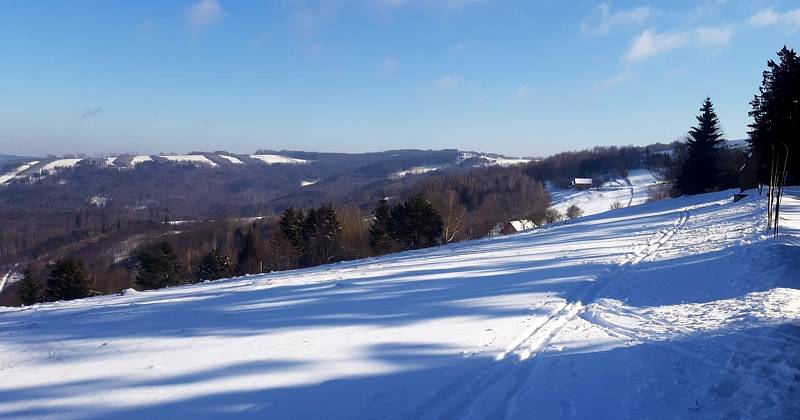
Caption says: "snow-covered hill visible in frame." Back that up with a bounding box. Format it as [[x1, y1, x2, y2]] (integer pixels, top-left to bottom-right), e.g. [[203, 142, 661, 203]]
[[1, 189, 799, 419], [549, 168, 662, 217]]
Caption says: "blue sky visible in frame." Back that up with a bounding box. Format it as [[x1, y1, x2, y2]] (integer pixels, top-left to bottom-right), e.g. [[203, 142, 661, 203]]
[[0, 0, 797, 157]]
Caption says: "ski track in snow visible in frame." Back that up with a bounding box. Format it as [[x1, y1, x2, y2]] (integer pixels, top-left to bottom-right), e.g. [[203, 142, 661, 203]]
[[413, 209, 692, 419], [1, 189, 799, 419]]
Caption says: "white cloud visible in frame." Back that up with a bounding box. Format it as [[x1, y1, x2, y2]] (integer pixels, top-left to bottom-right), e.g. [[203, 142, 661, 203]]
[[625, 25, 732, 62], [749, 8, 780, 26], [749, 7, 800, 30], [186, 0, 226, 32], [593, 72, 631, 91], [626, 28, 689, 62], [435, 75, 461, 90], [581, 3, 651, 35], [694, 26, 732, 47]]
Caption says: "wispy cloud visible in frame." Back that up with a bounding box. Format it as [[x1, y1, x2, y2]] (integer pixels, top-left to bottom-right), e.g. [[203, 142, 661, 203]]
[[593, 72, 631, 91], [513, 85, 529, 98], [186, 0, 227, 33], [749, 7, 800, 31], [625, 26, 732, 62], [581, 3, 651, 36], [435, 74, 461, 90], [80, 107, 103, 119]]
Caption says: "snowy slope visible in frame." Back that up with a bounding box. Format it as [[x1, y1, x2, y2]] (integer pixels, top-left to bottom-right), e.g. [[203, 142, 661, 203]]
[[549, 169, 662, 216], [0, 161, 38, 185], [159, 155, 217, 167], [1, 189, 799, 419], [250, 154, 310, 165]]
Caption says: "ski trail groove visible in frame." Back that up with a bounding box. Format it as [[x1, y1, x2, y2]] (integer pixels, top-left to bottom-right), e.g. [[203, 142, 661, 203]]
[[410, 209, 690, 420]]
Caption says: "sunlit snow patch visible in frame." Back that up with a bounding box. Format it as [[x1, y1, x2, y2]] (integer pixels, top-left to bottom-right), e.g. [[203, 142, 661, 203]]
[[0, 161, 39, 185], [218, 155, 244, 164], [250, 154, 311, 165], [40, 159, 83, 172], [159, 155, 217, 167]]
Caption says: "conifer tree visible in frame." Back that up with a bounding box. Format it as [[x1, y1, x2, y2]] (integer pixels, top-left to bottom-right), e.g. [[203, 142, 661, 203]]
[[676, 97, 725, 195], [369, 198, 395, 255], [197, 249, 234, 281], [135, 242, 184, 290], [18, 265, 41, 306], [300, 205, 343, 266], [748, 46, 800, 181], [237, 228, 264, 274], [46, 258, 91, 301], [387, 195, 443, 250], [279, 207, 305, 249]]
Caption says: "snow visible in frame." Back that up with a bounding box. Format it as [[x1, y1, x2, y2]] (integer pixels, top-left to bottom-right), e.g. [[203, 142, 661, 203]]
[[0, 161, 38, 185], [131, 156, 153, 166], [1, 189, 799, 419], [159, 155, 217, 167], [300, 180, 319, 187], [105, 157, 118, 166], [509, 220, 535, 231], [549, 169, 662, 217], [390, 166, 440, 179], [250, 154, 310, 165], [40, 159, 82, 172], [218, 155, 244, 165], [458, 152, 531, 167]]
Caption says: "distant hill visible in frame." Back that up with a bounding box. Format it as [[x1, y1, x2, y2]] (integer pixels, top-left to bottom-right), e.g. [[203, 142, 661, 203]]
[[0, 149, 532, 219]]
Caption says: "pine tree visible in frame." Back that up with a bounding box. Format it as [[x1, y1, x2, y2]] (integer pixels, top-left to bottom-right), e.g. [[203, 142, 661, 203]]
[[135, 242, 184, 290], [300, 205, 343, 266], [676, 97, 725, 195], [197, 249, 234, 281], [748, 46, 800, 182], [46, 258, 91, 301], [237, 228, 263, 275], [387, 195, 443, 250], [18, 265, 41, 306], [369, 198, 395, 255], [279, 207, 305, 249]]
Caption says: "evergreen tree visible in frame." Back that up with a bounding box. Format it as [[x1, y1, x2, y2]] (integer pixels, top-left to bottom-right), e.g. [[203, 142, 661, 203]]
[[676, 97, 725, 194], [135, 242, 184, 290], [237, 228, 263, 275], [46, 258, 91, 301], [197, 249, 234, 281], [748, 46, 800, 182], [387, 195, 443, 250], [279, 207, 305, 249], [18, 265, 41, 306], [300, 205, 343, 266], [369, 198, 395, 255]]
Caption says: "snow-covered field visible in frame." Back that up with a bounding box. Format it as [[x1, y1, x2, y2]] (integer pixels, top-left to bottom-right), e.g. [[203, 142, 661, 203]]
[[159, 155, 217, 167], [218, 155, 244, 165], [131, 155, 153, 166], [250, 154, 310, 165], [549, 169, 662, 217], [39, 159, 82, 173], [0, 161, 39, 185], [1, 189, 798, 419], [390, 166, 441, 179]]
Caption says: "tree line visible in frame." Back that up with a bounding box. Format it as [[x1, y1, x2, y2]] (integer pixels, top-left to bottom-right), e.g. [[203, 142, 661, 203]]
[[669, 46, 798, 195]]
